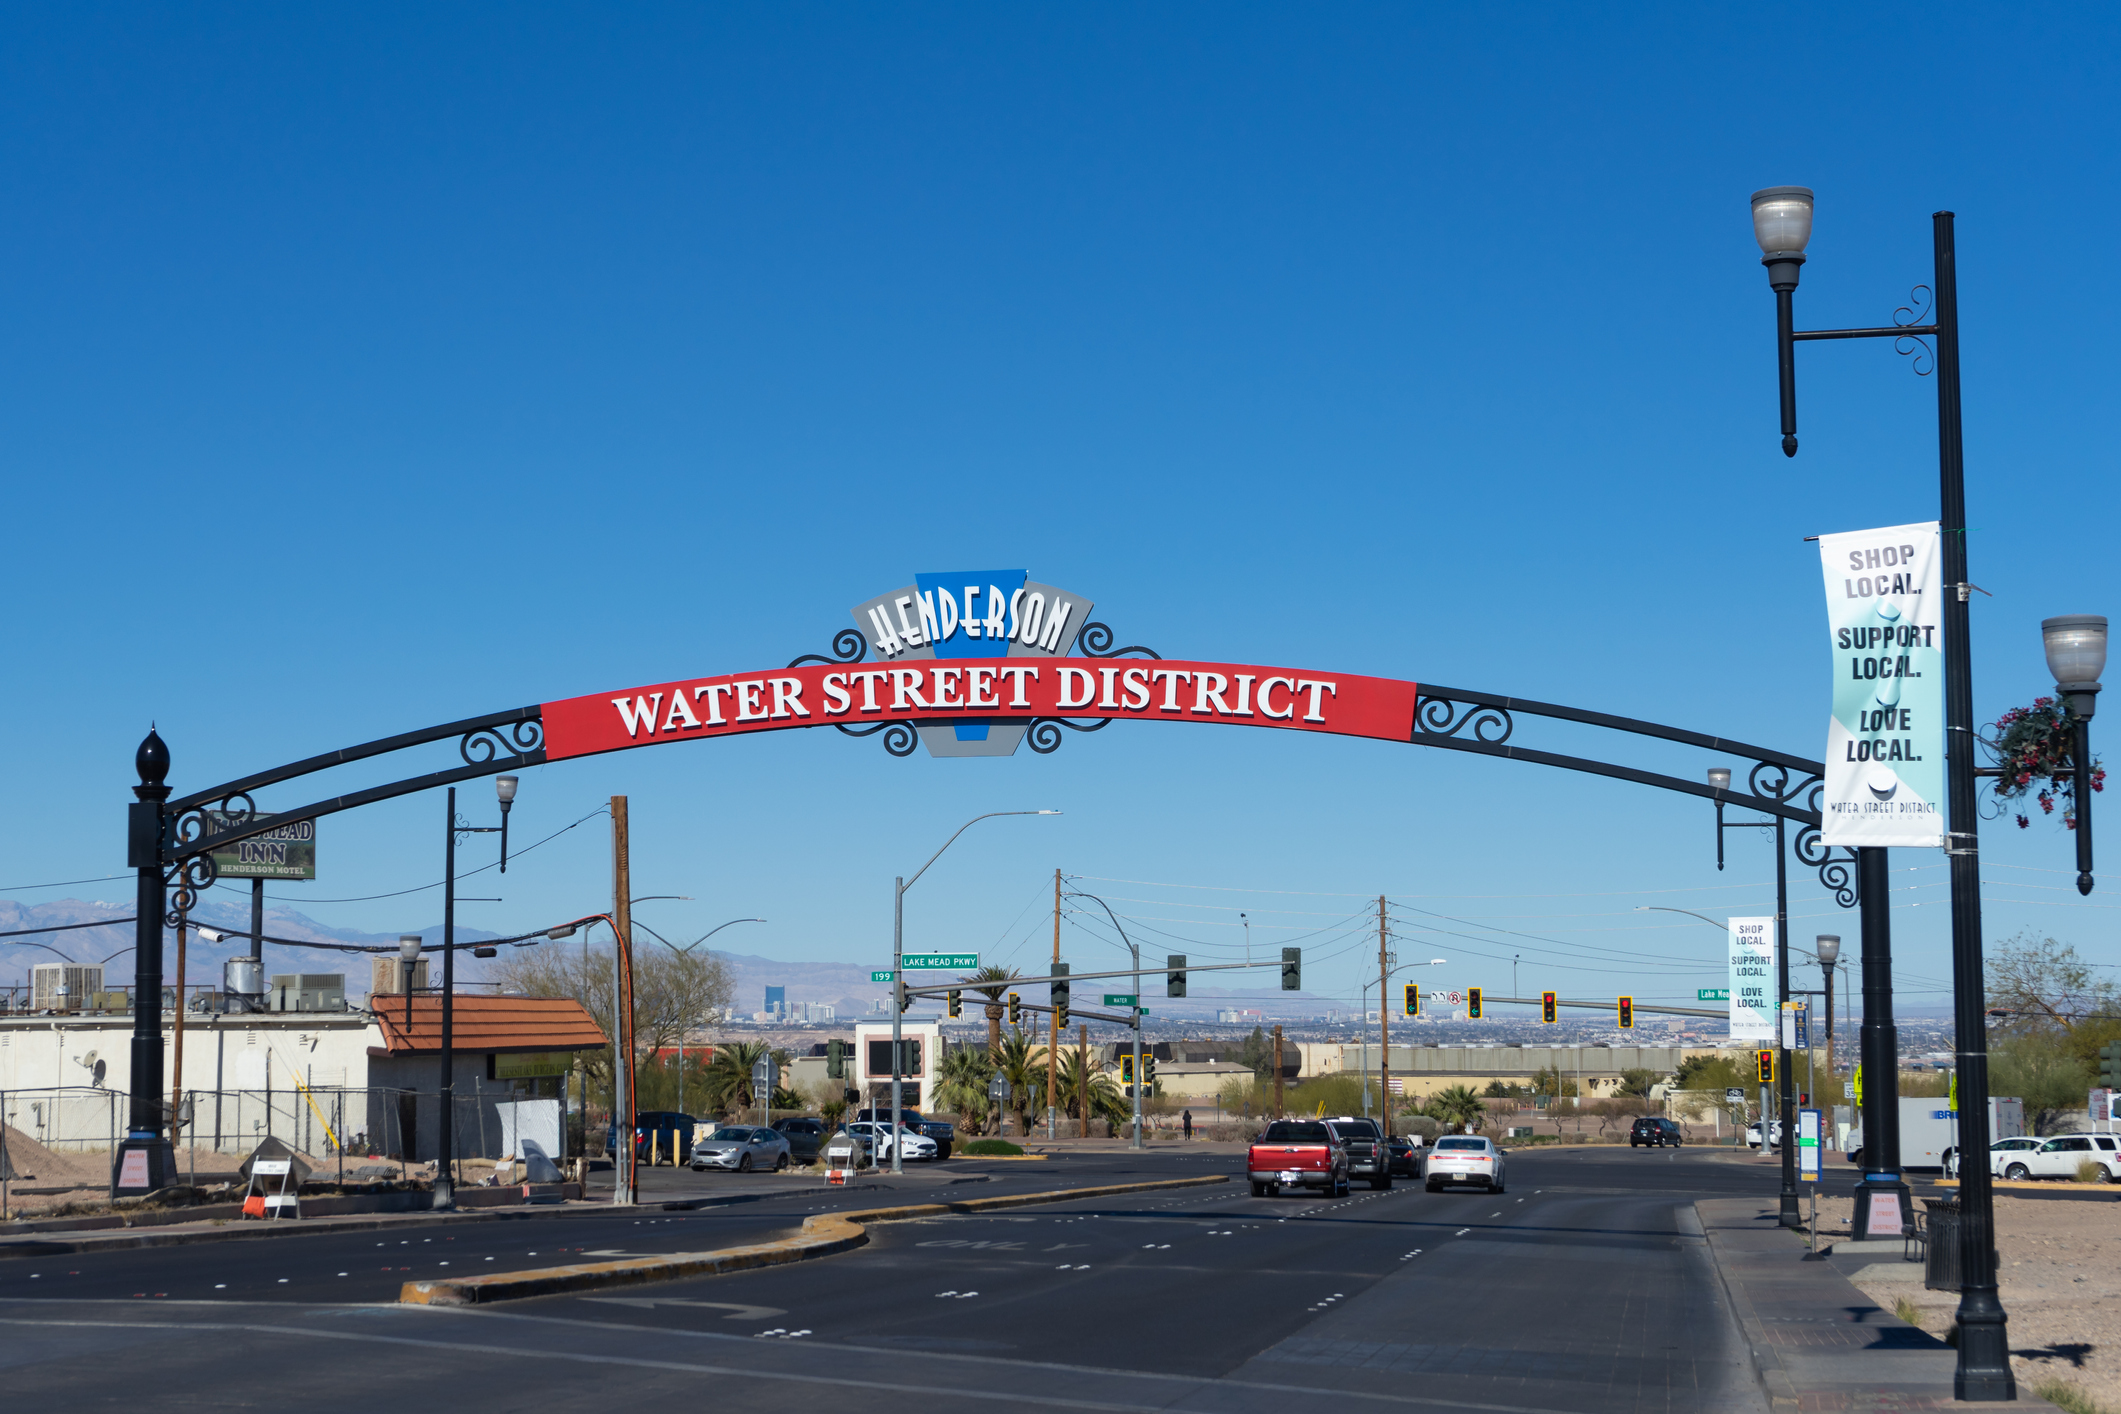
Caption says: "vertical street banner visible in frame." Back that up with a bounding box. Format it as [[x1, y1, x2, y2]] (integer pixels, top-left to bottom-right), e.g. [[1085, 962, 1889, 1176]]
[[1818, 522, 1946, 848], [1728, 917, 1776, 1042]]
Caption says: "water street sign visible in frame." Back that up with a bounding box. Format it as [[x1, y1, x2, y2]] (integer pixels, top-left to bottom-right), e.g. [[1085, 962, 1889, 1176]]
[[1698, 989, 1730, 1001], [1103, 994, 1138, 1007], [900, 953, 978, 970], [871, 970, 895, 983]]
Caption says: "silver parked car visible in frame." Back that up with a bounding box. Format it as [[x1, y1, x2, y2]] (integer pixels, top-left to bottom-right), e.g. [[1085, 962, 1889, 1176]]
[[689, 1125, 792, 1173]]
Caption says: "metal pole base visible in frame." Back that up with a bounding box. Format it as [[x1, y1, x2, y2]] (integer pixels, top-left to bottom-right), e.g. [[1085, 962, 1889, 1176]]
[[1952, 1288, 2016, 1402], [432, 1174, 455, 1211], [112, 1137, 176, 1195], [1779, 1189, 1804, 1229], [1848, 1175, 1913, 1242]]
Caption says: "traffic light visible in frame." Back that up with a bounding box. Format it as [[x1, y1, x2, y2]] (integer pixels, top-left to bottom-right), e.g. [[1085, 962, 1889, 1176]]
[[1052, 962, 1070, 1028], [1007, 991, 1022, 1025], [1121, 1053, 1136, 1085], [1142, 1053, 1157, 1092], [1467, 987, 1483, 1020], [2102, 1043, 2121, 1089], [1756, 1049, 1775, 1084], [1403, 983, 1420, 1017], [1617, 995, 1634, 1029], [1281, 947, 1301, 991], [896, 978, 912, 1013], [947, 989, 962, 1018], [826, 1038, 846, 1080], [1167, 954, 1187, 998], [1540, 990, 1558, 1024]]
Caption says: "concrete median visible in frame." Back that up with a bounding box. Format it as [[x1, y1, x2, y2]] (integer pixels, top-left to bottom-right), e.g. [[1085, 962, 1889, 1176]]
[[400, 1172, 1229, 1306]]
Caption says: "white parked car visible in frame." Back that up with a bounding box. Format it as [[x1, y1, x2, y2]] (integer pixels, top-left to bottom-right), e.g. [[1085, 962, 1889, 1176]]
[[1945, 1136, 2042, 1179], [1998, 1134, 2120, 1183], [1424, 1135, 1505, 1193], [688, 1125, 792, 1173], [1745, 1121, 1785, 1150], [846, 1121, 937, 1162]]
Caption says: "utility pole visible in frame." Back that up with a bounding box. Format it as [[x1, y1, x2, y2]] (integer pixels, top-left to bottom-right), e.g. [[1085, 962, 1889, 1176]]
[[1048, 867, 1060, 1141], [611, 796, 635, 1206], [1272, 1025, 1285, 1118], [1378, 895, 1392, 1140]]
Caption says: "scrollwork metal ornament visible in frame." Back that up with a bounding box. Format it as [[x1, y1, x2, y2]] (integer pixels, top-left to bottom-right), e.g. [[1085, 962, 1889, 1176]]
[[1026, 717, 1114, 754], [460, 718, 543, 765], [788, 629, 870, 669], [163, 852, 218, 924], [1894, 284, 1935, 375], [1413, 695, 1514, 745], [1793, 783, 1859, 908], [170, 791, 259, 857], [1073, 623, 1160, 660], [834, 720, 917, 756]]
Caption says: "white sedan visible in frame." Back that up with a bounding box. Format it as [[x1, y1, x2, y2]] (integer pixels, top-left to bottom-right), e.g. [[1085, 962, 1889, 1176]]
[[846, 1121, 937, 1162], [1945, 1136, 2041, 1179], [1424, 1135, 1505, 1193]]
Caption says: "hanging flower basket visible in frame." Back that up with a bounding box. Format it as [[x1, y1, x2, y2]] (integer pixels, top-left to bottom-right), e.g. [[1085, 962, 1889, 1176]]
[[1985, 696, 2104, 828]]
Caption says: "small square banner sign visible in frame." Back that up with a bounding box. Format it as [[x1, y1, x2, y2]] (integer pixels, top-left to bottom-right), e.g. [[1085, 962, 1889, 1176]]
[[117, 1149, 150, 1190]]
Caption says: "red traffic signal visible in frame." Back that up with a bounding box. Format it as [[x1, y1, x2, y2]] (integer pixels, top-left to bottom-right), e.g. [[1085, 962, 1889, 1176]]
[[1617, 995, 1634, 1029], [1540, 991, 1558, 1024], [1756, 1049, 1775, 1084]]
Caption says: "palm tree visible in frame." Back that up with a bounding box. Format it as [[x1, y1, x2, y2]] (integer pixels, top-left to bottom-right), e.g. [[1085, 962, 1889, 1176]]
[[965, 965, 1020, 1054], [1428, 1083, 1486, 1134], [935, 1043, 997, 1134], [1052, 1044, 1129, 1128], [701, 1040, 770, 1118], [993, 1026, 1048, 1136]]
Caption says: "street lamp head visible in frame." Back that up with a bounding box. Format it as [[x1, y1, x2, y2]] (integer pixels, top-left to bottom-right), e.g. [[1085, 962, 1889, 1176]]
[[546, 924, 577, 941], [495, 774, 519, 806], [1706, 766, 1733, 791], [1429, 958, 1448, 966], [2041, 615, 2107, 717], [398, 934, 424, 963], [1750, 186, 1812, 291], [1038, 809, 1062, 815], [1814, 934, 1841, 966]]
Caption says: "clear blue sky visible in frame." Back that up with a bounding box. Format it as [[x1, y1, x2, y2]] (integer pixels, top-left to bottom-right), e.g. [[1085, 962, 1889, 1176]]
[[2, 6, 2115, 1013]]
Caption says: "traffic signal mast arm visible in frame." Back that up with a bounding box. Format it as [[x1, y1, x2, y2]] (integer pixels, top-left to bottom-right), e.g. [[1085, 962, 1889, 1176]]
[[1005, 997, 1141, 1028], [896, 957, 1282, 998], [1487, 994, 1727, 1020]]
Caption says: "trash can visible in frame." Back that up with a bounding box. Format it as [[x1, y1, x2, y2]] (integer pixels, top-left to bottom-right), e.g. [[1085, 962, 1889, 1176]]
[[1923, 1197, 1962, 1292]]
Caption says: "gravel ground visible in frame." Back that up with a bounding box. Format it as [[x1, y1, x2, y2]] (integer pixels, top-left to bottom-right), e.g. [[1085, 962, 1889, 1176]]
[[1850, 1191, 2121, 1411]]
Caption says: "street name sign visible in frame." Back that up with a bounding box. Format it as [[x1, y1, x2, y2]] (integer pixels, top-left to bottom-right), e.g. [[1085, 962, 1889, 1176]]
[[1103, 994, 1138, 1007], [1698, 988, 1730, 1001], [901, 954, 978, 970]]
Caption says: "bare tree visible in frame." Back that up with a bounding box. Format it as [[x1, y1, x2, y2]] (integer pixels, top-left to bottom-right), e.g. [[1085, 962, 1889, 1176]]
[[493, 938, 731, 1104]]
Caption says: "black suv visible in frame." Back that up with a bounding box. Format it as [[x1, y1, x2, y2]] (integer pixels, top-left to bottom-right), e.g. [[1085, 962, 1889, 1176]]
[[854, 1107, 955, 1160], [1629, 1117, 1684, 1148], [1324, 1116, 1392, 1189]]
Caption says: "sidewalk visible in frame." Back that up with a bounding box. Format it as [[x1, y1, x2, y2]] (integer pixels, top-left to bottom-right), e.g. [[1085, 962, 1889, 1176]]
[[1696, 1196, 2056, 1411]]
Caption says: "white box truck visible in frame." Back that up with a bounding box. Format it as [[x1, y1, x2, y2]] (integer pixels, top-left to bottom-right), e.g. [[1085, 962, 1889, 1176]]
[[1844, 1096, 2024, 1170]]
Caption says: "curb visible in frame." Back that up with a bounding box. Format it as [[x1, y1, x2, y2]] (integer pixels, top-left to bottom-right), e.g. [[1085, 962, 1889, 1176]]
[[400, 1173, 1231, 1306]]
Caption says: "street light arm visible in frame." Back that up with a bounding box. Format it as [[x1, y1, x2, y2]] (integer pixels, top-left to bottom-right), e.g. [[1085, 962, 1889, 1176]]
[[1637, 906, 1729, 931], [903, 811, 1055, 892]]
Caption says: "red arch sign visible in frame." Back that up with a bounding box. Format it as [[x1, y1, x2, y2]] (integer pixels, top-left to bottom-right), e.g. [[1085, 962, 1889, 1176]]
[[542, 657, 1419, 761]]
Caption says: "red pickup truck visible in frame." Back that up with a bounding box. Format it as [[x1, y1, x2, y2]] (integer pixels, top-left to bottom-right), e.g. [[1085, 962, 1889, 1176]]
[[1248, 1119, 1351, 1197]]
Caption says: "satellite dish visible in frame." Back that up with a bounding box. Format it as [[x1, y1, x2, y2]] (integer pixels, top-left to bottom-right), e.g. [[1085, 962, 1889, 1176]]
[[77, 1050, 98, 1068]]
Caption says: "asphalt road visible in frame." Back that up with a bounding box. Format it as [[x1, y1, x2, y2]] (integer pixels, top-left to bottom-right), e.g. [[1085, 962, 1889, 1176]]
[[0, 1146, 1904, 1413]]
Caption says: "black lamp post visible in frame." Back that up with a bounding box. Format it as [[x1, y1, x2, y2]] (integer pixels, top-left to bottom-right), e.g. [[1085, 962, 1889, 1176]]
[[1752, 185, 2011, 1401], [1815, 934, 1840, 1088], [2041, 615, 2105, 895], [1706, 763, 1800, 1228], [435, 774, 518, 1210]]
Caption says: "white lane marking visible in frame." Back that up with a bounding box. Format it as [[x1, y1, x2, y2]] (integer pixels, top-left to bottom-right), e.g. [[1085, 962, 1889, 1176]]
[[1454, 1228, 1472, 1236]]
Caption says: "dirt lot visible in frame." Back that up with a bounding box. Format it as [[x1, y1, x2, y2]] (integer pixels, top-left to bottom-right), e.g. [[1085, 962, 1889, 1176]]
[[1849, 1190, 2121, 1411]]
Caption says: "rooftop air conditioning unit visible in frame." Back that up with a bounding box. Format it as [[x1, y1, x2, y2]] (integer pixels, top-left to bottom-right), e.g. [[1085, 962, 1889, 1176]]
[[32, 963, 102, 1012], [269, 973, 348, 1012]]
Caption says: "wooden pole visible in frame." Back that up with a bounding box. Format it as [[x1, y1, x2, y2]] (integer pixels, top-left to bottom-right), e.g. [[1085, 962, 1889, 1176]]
[[1378, 895, 1391, 1140], [612, 796, 636, 1205], [1273, 1025, 1285, 1118], [1048, 867, 1060, 1139]]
